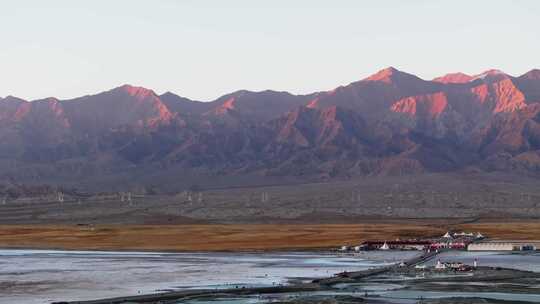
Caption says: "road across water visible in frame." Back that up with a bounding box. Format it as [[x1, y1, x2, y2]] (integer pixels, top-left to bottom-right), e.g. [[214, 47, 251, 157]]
[[58, 250, 438, 304]]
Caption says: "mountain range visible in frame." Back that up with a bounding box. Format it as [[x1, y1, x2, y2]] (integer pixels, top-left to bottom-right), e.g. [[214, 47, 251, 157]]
[[1, 67, 540, 191]]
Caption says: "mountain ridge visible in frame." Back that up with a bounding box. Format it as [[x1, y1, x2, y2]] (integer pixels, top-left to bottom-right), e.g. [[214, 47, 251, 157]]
[[1, 67, 539, 191]]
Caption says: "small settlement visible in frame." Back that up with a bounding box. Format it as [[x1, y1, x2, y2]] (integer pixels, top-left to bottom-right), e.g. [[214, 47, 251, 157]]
[[340, 231, 485, 252], [431, 259, 478, 271], [340, 231, 539, 253]]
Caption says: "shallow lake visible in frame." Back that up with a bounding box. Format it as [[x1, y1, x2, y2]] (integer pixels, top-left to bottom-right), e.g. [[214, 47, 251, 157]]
[[0, 249, 415, 304], [2, 249, 540, 304]]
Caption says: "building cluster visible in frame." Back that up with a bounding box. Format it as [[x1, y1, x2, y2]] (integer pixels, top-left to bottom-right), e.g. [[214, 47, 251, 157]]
[[468, 241, 537, 251], [340, 231, 484, 252], [428, 231, 484, 251], [340, 231, 539, 253], [355, 240, 431, 251], [433, 259, 477, 272]]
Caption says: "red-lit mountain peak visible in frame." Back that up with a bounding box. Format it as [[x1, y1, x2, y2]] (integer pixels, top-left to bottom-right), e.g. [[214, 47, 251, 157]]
[[363, 67, 429, 87], [364, 66, 402, 83], [114, 84, 157, 99], [471, 69, 510, 83], [433, 72, 473, 84]]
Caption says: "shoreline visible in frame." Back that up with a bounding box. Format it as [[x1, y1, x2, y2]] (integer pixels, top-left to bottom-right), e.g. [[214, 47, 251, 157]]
[[2, 237, 538, 304], [0, 246, 336, 254], [52, 252, 540, 304]]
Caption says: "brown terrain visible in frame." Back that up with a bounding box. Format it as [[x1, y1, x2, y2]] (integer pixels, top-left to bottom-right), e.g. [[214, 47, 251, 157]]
[[0, 171, 539, 251], [0, 224, 431, 251], [0, 221, 539, 252]]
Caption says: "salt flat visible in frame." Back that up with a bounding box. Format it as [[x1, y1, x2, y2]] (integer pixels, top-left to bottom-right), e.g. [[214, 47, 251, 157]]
[[0, 249, 415, 304]]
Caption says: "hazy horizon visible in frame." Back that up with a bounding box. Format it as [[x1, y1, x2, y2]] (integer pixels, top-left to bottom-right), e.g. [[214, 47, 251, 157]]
[[1, 0, 539, 101]]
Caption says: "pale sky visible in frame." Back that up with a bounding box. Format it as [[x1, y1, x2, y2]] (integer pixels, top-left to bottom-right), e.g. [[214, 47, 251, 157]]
[[1, 0, 539, 101]]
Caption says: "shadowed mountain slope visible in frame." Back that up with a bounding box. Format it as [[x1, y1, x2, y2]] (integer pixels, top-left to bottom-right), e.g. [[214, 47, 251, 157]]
[[1, 67, 539, 190]]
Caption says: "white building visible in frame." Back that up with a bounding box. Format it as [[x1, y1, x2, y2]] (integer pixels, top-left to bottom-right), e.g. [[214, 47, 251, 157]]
[[454, 232, 474, 237], [468, 241, 537, 251], [435, 260, 446, 270]]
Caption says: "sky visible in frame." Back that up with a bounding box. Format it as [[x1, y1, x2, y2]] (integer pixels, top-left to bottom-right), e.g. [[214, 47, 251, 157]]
[[1, 0, 539, 101]]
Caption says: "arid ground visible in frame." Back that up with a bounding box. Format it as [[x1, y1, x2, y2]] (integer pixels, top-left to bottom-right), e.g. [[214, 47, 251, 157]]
[[1, 221, 539, 251], [1, 173, 539, 251], [2, 173, 540, 224]]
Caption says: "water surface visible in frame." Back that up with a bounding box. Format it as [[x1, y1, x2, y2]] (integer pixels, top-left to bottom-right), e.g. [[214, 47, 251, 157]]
[[0, 249, 413, 304]]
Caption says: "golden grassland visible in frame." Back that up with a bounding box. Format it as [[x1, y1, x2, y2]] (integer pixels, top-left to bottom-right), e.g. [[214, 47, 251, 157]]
[[0, 221, 539, 251]]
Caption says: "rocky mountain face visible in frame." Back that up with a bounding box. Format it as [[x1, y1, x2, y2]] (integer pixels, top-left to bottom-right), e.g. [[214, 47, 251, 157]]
[[1, 67, 539, 190]]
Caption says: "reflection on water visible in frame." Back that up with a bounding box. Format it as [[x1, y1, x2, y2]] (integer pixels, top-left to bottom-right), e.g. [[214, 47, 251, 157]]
[[182, 298, 261, 304], [1, 249, 539, 304], [180, 288, 540, 304], [181, 251, 540, 304], [381, 290, 540, 302], [0, 249, 414, 304], [179, 289, 540, 304]]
